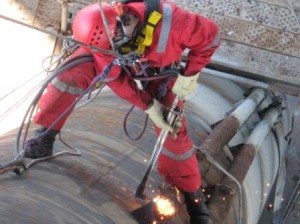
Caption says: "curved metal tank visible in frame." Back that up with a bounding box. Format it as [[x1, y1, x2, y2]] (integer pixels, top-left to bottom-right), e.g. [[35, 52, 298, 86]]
[[0, 72, 293, 224], [185, 71, 293, 224]]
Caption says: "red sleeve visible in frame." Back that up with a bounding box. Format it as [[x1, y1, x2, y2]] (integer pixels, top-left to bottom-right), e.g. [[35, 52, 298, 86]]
[[175, 8, 221, 76], [93, 52, 152, 110], [106, 70, 152, 110]]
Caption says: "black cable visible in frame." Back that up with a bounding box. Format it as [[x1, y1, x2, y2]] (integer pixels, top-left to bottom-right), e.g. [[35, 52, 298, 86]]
[[15, 54, 94, 155]]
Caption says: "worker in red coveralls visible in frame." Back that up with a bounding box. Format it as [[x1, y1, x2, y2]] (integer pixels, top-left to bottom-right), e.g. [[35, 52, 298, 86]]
[[24, 1, 221, 223]]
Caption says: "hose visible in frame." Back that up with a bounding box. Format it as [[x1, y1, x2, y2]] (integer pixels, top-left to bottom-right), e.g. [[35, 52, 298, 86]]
[[122, 69, 179, 141], [15, 54, 94, 155]]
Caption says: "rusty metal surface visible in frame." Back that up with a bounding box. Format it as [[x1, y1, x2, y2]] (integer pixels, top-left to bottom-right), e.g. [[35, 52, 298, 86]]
[[207, 144, 255, 224], [0, 91, 189, 224], [230, 144, 256, 183], [198, 116, 239, 157]]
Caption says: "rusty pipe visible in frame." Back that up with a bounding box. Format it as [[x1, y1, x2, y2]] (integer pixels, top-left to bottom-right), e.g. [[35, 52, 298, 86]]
[[207, 106, 281, 223], [197, 147, 244, 224], [198, 88, 266, 158], [208, 144, 255, 224]]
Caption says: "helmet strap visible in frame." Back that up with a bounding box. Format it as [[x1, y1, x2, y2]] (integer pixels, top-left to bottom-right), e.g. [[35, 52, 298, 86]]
[[99, 3, 116, 51]]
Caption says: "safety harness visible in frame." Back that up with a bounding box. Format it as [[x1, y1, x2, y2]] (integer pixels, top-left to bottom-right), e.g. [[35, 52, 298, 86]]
[[49, 1, 193, 162]]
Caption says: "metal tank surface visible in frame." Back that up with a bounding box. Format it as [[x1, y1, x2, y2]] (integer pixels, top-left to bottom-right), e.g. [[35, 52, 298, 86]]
[[185, 71, 293, 224], [0, 72, 293, 224], [0, 0, 298, 223]]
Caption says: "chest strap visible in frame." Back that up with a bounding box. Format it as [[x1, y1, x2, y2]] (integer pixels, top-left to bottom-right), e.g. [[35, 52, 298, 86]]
[[135, 10, 162, 54]]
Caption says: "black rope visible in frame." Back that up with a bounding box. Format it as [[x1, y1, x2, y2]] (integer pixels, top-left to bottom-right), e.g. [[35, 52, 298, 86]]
[[122, 69, 179, 140]]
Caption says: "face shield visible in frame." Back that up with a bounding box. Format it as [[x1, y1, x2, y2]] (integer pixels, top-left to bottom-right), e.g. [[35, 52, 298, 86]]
[[113, 13, 140, 49]]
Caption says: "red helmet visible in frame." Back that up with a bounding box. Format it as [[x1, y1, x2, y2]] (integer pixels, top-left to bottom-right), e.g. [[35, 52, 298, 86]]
[[72, 3, 117, 50]]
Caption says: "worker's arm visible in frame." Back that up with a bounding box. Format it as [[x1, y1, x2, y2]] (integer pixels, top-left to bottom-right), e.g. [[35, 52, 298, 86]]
[[176, 8, 221, 76]]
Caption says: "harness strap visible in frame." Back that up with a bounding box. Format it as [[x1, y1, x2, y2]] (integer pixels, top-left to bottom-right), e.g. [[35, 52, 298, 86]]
[[135, 10, 162, 54], [144, 0, 161, 25]]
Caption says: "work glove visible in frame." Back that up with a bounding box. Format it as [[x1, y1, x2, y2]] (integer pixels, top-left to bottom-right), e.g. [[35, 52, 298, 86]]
[[145, 99, 173, 133], [172, 72, 200, 100], [170, 118, 182, 139]]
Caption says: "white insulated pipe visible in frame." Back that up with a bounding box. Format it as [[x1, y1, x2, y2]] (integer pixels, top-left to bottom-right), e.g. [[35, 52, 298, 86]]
[[230, 88, 266, 126], [202, 68, 270, 89], [245, 107, 280, 149], [244, 107, 281, 217], [202, 68, 300, 96]]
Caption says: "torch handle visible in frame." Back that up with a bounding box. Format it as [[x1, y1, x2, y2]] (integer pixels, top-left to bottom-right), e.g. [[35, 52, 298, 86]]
[[135, 96, 179, 199]]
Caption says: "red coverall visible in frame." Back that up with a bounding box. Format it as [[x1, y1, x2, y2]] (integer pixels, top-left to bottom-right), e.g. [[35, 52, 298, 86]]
[[34, 2, 220, 192]]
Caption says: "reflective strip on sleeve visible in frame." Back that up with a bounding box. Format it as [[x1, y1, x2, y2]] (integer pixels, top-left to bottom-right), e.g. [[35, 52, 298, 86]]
[[51, 78, 83, 95], [161, 147, 194, 160], [206, 30, 221, 49], [156, 3, 172, 53]]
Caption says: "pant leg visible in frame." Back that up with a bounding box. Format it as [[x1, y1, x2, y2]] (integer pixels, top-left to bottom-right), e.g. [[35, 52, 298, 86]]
[[154, 82, 201, 192], [33, 47, 96, 130]]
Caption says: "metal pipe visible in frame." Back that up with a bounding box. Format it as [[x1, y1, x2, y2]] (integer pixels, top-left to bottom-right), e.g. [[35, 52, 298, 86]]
[[202, 68, 300, 96], [135, 96, 179, 199], [198, 116, 239, 157], [231, 88, 266, 126], [245, 107, 281, 148], [196, 147, 243, 224], [61, 0, 68, 33], [198, 88, 266, 158], [246, 107, 281, 212], [207, 107, 281, 223], [202, 68, 269, 89]]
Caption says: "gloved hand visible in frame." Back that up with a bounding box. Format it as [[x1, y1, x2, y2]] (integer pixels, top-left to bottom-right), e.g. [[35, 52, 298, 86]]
[[169, 118, 182, 139], [172, 72, 200, 100], [145, 99, 173, 132]]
